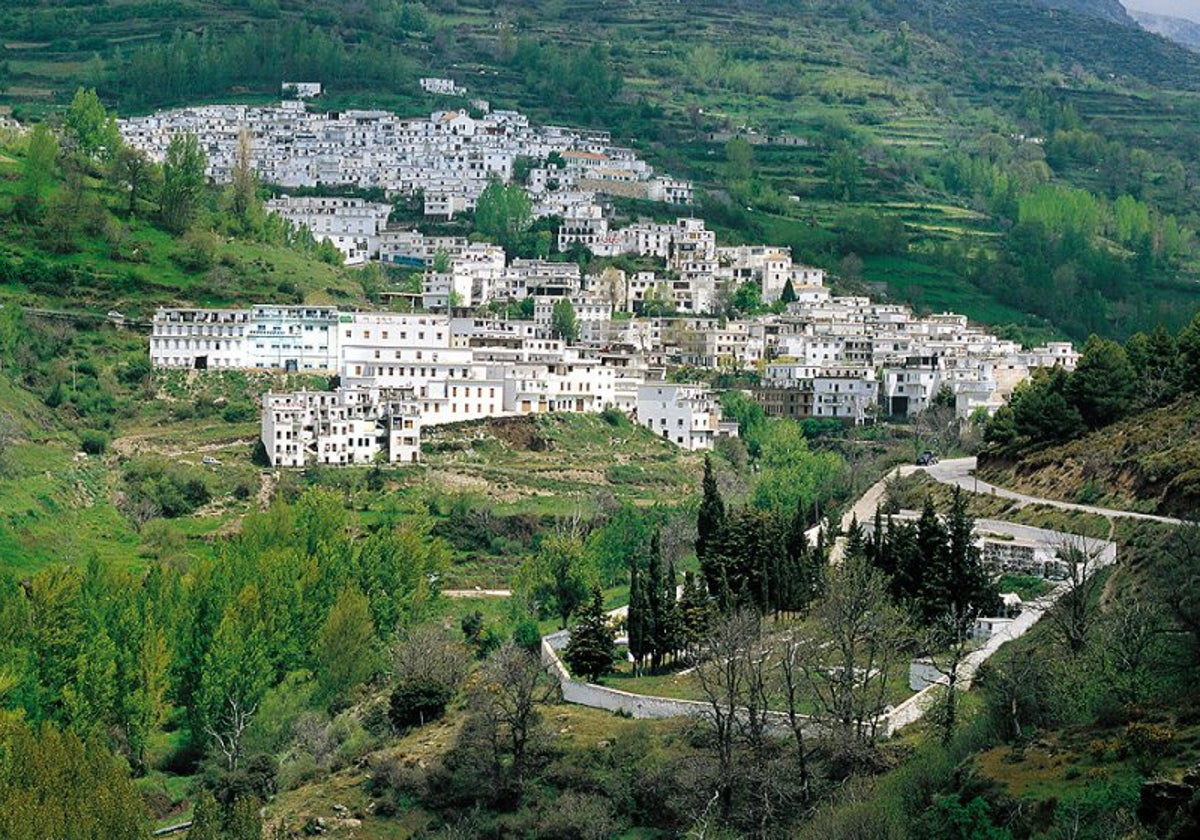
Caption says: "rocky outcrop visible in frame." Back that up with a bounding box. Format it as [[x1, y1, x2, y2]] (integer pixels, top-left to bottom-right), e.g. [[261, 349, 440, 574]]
[[1138, 765, 1200, 837]]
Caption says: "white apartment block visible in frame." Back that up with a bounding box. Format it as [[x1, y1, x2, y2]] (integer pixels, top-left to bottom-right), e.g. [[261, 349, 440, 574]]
[[282, 82, 322, 99], [152, 306, 340, 372], [533, 295, 614, 343], [262, 386, 421, 468], [151, 308, 249, 370], [265, 196, 392, 264], [636, 382, 738, 451], [420, 77, 467, 96]]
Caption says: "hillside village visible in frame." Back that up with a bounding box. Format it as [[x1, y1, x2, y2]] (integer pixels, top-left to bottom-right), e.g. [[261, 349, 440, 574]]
[[7, 3, 1200, 839], [152, 221, 1075, 467], [118, 94, 692, 223], [127, 94, 1083, 469]]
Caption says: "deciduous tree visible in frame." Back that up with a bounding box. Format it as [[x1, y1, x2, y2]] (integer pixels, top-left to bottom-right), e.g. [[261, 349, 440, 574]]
[[160, 133, 207, 234], [313, 586, 377, 707], [64, 87, 119, 162]]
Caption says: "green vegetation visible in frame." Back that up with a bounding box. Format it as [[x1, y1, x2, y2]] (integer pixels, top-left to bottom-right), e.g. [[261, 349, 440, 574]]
[[3, 2, 1200, 837], [981, 314, 1200, 516]]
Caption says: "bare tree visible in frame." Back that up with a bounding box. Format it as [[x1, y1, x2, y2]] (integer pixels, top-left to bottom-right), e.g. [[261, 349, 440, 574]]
[[694, 610, 760, 825], [976, 647, 1045, 741], [392, 624, 470, 691], [693, 610, 797, 839], [204, 694, 258, 771], [1047, 534, 1109, 656], [776, 624, 819, 802], [1099, 590, 1169, 707], [921, 605, 978, 745], [803, 553, 907, 746], [0, 412, 18, 476], [1150, 521, 1200, 664], [463, 642, 558, 804]]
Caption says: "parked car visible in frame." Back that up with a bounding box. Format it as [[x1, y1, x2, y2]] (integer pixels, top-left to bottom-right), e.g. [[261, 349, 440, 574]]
[[916, 450, 939, 466]]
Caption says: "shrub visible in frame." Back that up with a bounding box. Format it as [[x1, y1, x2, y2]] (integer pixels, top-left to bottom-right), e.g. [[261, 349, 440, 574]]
[[221, 402, 256, 423], [513, 619, 542, 653], [600, 406, 626, 427], [388, 679, 454, 731], [79, 430, 109, 455]]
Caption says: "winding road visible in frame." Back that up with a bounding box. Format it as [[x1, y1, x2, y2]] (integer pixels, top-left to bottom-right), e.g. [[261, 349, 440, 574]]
[[843, 456, 1186, 530]]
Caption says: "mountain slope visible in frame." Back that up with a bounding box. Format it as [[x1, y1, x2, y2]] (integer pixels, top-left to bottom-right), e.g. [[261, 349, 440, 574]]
[[978, 394, 1200, 517], [1130, 8, 1200, 50], [1037, 0, 1137, 25]]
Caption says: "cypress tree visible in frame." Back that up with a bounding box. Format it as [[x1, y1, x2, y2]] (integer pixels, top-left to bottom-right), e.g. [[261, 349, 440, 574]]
[[945, 487, 999, 618], [888, 518, 923, 606], [646, 532, 665, 672], [627, 562, 646, 676], [780, 276, 798, 304], [844, 515, 867, 561], [696, 455, 726, 593], [679, 571, 712, 660], [915, 496, 947, 622], [661, 560, 682, 666]]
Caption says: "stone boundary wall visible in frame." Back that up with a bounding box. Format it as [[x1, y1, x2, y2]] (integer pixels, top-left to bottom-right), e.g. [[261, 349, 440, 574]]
[[542, 526, 1117, 739], [541, 630, 798, 730]]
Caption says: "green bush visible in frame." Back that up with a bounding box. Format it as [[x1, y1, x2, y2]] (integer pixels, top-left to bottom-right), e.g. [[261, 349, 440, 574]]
[[221, 402, 256, 423], [388, 679, 454, 731], [79, 430, 109, 455], [122, 458, 212, 518], [513, 619, 542, 652]]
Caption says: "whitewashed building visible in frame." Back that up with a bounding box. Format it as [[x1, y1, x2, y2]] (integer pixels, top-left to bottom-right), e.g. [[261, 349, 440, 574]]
[[635, 382, 738, 451], [265, 196, 392, 264], [261, 386, 421, 467]]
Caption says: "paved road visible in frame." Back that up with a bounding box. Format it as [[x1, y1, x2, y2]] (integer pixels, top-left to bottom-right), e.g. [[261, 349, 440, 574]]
[[925, 457, 1185, 526], [842, 457, 1185, 530]]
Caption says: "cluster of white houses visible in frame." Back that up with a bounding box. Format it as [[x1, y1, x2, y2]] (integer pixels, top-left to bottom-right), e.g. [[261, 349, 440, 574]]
[[118, 99, 693, 230], [152, 261, 1074, 466], [132, 91, 1077, 468]]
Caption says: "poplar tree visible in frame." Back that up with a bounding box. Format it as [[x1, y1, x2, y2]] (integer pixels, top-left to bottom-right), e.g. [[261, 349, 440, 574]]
[[313, 586, 377, 707], [160, 132, 207, 234]]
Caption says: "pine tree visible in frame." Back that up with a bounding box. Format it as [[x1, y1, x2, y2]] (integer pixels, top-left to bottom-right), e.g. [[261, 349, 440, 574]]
[[696, 455, 726, 594], [564, 585, 616, 683]]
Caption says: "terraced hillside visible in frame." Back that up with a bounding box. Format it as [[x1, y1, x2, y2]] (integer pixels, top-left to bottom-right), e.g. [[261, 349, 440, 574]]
[[4, 0, 1200, 340]]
